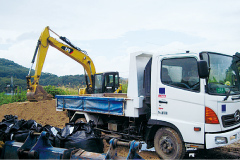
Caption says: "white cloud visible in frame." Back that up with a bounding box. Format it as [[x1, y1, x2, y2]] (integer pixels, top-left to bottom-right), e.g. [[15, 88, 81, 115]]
[[0, 0, 240, 79]]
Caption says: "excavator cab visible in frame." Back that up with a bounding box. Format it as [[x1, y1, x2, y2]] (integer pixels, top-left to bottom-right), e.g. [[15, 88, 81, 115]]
[[93, 72, 121, 94]]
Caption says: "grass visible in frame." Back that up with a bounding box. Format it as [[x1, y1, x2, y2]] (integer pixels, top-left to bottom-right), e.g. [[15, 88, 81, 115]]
[[0, 86, 78, 106], [0, 83, 127, 106], [121, 83, 128, 93], [57, 86, 79, 95], [0, 90, 27, 106]]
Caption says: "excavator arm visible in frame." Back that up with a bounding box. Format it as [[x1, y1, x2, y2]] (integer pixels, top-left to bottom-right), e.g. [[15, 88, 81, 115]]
[[26, 26, 96, 101]]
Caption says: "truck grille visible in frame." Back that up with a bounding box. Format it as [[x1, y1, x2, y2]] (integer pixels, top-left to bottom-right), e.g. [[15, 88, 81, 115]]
[[222, 114, 240, 128]]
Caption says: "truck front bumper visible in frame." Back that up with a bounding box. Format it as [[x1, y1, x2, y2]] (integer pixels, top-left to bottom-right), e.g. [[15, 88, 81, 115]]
[[205, 127, 240, 149]]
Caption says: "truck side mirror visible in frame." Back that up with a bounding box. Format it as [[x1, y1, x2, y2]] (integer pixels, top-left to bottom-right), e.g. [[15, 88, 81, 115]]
[[198, 60, 209, 78]]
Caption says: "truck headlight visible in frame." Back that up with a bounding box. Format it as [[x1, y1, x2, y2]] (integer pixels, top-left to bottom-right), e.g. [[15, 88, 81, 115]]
[[215, 137, 228, 144]]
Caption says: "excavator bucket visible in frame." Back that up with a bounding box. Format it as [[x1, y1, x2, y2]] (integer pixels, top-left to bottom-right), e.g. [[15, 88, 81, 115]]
[[27, 85, 53, 102]]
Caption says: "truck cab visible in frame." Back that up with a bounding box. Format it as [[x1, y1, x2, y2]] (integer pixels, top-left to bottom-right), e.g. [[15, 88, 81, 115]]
[[142, 51, 240, 158]]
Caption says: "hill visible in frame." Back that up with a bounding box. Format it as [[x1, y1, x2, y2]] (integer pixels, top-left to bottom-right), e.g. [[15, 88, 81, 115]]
[[0, 58, 86, 92], [0, 58, 127, 93]]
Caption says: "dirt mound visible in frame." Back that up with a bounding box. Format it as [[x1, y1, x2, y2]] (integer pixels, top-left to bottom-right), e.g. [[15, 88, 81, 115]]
[[0, 100, 69, 128]]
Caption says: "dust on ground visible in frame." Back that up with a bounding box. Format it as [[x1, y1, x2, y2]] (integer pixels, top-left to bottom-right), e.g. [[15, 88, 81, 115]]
[[0, 100, 240, 159]]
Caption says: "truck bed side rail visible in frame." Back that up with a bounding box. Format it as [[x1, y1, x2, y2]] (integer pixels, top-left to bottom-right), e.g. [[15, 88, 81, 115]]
[[56, 95, 126, 116]]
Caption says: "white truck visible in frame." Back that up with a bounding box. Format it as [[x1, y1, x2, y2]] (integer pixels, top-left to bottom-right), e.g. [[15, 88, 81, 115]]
[[56, 51, 240, 159]]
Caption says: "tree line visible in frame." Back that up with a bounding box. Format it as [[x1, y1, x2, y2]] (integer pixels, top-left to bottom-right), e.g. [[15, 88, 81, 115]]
[[0, 58, 86, 92], [0, 58, 127, 93]]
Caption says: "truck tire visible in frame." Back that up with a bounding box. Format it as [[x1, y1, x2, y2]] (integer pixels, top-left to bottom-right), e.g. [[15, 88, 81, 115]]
[[154, 127, 185, 159]]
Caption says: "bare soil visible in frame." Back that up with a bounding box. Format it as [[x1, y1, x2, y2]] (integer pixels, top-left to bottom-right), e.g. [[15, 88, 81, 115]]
[[0, 100, 240, 159], [0, 100, 69, 128]]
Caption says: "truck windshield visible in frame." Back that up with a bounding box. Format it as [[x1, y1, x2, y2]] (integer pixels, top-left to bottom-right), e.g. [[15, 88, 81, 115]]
[[204, 53, 240, 95]]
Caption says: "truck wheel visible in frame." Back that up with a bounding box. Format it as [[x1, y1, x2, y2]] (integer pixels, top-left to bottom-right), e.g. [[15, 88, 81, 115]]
[[154, 127, 185, 159]]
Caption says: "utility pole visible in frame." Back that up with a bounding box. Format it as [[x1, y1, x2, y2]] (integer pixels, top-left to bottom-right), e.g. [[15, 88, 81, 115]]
[[6, 76, 17, 96]]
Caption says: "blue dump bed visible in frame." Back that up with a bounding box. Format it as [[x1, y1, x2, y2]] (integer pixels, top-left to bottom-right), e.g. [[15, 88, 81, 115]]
[[56, 95, 125, 116]]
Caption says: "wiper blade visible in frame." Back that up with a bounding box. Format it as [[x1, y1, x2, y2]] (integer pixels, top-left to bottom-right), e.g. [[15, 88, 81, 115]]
[[223, 89, 231, 101], [232, 96, 240, 100]]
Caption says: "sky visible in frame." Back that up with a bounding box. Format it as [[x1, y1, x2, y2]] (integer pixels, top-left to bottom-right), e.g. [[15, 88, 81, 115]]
[[1, 0, 240, 78]]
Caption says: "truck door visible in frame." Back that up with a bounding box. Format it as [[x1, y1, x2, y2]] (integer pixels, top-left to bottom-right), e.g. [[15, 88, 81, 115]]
[[153, 56, 205, 144]]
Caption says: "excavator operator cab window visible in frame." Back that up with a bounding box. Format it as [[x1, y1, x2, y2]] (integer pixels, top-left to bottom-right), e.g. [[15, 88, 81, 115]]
[[115, 74, 118, 90], [104, 72, 119, 93], [93, 72, 119, 93], [94, 74, 103, 93], [105, 75, 113, 87]]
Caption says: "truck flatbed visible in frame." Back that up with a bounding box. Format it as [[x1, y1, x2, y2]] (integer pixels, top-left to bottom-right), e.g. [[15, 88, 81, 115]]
[[56, 95, 126, 116]]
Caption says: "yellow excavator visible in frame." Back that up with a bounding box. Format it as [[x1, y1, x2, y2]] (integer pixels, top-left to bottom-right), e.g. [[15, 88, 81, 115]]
[[26, 26, 122, 101]]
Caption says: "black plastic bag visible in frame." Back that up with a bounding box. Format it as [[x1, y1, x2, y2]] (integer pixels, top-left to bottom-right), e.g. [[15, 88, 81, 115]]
[[63, 130, 103, 153], [42, 125, 61, 146], [0, 115, 19, 141], [0, 115, 43, 142], [11, 129, 29, 142], [56, 121, 103, 153]]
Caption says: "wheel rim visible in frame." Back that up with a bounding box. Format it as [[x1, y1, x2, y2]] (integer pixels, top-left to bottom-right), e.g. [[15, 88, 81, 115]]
[[159, 136, 174, 154]]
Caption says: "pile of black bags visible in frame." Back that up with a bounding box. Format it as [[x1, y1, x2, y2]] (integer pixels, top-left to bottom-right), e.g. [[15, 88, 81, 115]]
[[0, 115, 103, 153]]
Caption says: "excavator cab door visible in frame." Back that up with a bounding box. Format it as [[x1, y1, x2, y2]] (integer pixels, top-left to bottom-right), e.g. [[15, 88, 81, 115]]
[[104, 72, 119, 93], [93, 73, 103, 93], [93, 72, 119, 93]]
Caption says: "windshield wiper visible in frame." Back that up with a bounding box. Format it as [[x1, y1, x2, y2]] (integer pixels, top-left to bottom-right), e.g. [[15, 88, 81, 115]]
[[223, 89, 232, 101], [223, 87, 240, 101], [232, 96, 240, 100], [231, 91, 240, 100]]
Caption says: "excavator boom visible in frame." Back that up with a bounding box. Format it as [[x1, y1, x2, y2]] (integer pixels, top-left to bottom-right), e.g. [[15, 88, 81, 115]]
[[27, 26, 96, 101]]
